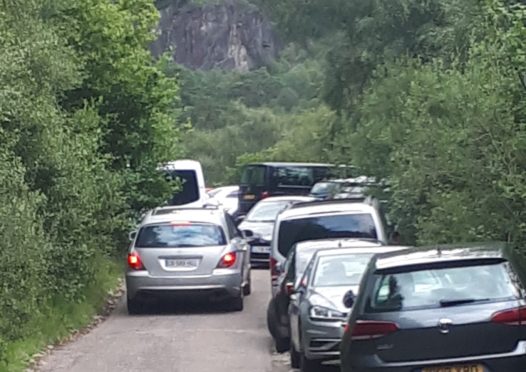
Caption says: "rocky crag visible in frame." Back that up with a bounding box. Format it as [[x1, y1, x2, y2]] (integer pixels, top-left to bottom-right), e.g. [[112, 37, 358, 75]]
[[152, 0, 280, 71]]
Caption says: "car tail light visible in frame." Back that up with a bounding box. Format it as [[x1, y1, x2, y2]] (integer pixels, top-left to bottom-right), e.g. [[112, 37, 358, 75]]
[[350, 320, 399, 340], [491, 306, 526, 325], [261, 191, 270, 199], [285, 282, 294, 295], [270, 257, 280, 284], [217, 252, 237, 268], [127, 251, 145, 270]]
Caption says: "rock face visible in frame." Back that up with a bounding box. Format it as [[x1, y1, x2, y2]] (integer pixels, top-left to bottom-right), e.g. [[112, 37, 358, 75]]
[[152, 0, 280, 71]]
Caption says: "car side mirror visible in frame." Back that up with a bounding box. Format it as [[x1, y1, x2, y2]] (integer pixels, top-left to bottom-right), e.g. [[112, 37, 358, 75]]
[[243, 229, 254, 238], [128, 230, 137, 242], [343, 289, 356, 309]]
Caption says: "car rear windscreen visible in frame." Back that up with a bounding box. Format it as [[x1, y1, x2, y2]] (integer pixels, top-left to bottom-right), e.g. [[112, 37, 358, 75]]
[[277, 213, 377, 256], [313, 253, 374, 287], [241, 165, 266, 186], [166, 170, 199, 205], [368, 262, 521, 312], [136, 223, 226, 248]]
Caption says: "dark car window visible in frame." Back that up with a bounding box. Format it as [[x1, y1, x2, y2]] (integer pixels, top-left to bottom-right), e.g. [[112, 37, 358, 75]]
[[313, 253, 373, 287], [368, 262, 521, 312], [277, 213, 377, 256], [136, 223, 226, 248], [241, 165, 266, 186], [166, 170, 199, 205]]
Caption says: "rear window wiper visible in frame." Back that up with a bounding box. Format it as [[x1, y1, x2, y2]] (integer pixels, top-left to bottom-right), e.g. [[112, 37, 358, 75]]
[[439, 298, 490, 307]]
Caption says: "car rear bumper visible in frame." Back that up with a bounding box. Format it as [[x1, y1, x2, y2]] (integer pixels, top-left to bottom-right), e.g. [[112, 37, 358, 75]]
[[303, 318, 345, 361], [342, 340, 526, 372], [126, 270, 242, 300]]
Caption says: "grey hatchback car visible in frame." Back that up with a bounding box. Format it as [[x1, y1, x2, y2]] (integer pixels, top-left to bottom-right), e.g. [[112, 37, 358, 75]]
[[289, 246, 407, 371], [340, 244, 526, 372], [126, 206, 251, 314]]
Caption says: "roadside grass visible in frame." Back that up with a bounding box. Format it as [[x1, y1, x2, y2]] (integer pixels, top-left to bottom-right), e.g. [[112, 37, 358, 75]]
[[1, 256, 122, 372]]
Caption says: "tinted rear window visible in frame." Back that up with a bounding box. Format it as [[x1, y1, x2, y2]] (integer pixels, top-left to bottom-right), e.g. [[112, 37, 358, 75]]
[[368, 262, 521, 312], [166, 170, 199, 205], [136, 223, 226, 248], [277, 213, 377, 256], [241, 166, 266, 186]]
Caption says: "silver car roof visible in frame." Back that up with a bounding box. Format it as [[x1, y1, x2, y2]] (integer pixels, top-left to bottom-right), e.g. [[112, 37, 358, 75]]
[[294, 238, 383, 251], [140, 207, 226, 227]]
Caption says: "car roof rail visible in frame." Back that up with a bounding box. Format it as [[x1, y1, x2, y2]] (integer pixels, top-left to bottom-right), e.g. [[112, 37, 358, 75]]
[[288, 196, 375, 210], [152, 205, 220, 216]]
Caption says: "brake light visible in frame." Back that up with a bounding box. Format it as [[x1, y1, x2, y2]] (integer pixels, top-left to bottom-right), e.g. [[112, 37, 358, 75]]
[[270, 257, 279, 283], [217, 252, 237, 268], [261, 191, 270, 199], [285, 282, 294, 296], [351, 320, 399, 340], [491, 306, 526, 325], [127, 251, 145, 270]]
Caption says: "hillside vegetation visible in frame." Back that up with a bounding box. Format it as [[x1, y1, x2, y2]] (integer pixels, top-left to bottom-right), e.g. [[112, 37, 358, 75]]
[[0, 0, 181, 368], [180, 0, 526, 250]]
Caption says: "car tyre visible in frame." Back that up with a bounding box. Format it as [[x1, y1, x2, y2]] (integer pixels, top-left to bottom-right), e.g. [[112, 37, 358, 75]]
[[290, 340, 300, 368], [229, 290, 244, 312], [243, 271, 251, 296], [127, 297, 144, 315], [300, 353, 319, 372], [275, 336, 289, 353]]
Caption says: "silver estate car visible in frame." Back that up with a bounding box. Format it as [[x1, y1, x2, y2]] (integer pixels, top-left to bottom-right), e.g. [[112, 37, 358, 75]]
[[340, 244, 526, 372], [126, 206, 251, 314], [289, 246, 406, 371]]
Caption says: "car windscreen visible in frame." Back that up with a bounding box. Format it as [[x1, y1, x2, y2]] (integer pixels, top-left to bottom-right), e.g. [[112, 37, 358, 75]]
[[313, 253, 373, 287], [277, 213, 377, 256], [135, 223, 226, 248], [166, 170, 199, 205], [246, 201, 290, 222], [311, 182, 334, 194], [241, 165, 266, 186], [368, 262, 521, 313]]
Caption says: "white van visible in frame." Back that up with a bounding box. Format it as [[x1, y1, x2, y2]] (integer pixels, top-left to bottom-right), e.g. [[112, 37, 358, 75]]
[[159, 160, 208, 208]]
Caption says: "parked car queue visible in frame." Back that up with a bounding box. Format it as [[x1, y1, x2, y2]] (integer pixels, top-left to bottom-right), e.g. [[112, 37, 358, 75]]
[[126, 160, 526, 372]]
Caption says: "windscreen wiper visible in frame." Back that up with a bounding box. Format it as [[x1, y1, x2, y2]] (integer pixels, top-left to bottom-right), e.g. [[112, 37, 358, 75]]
[[439, 298, 490, 307]]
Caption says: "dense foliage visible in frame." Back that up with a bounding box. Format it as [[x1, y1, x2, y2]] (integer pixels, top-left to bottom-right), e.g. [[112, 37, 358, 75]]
[[0, 0, 180, 365], [182, 0, 526, 252]]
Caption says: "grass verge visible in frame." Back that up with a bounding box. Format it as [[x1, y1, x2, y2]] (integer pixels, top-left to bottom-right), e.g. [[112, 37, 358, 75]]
[[1, 256, 122, 372]]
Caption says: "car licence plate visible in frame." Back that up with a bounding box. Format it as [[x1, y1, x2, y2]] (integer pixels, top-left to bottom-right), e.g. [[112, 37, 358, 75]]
[[251, 245, 270, 254], [165, 259, 199, 269], [422, 365, 483, 372], [243, 194, 256, 200]]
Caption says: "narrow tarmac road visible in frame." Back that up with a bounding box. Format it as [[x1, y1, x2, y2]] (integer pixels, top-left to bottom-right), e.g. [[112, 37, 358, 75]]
[[38, 270, 339, 372]]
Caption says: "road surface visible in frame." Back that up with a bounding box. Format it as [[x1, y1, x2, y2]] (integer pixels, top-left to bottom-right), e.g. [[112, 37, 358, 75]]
[[38, 270, 338, 372]]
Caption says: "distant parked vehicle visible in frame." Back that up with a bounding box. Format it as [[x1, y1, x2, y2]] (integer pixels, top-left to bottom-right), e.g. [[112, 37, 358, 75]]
[[289, 245, 407, 371], [340, 243, 526, 372], [238, 162, 333, 214], [207, 185, 239, 215], [267, 238, 387, 353], [238, 196, 314, 266], [126, 206, 251, 314], [309, 180, 345, 200], [159, 160, 208, 208], [269, 198, 390, 296]]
